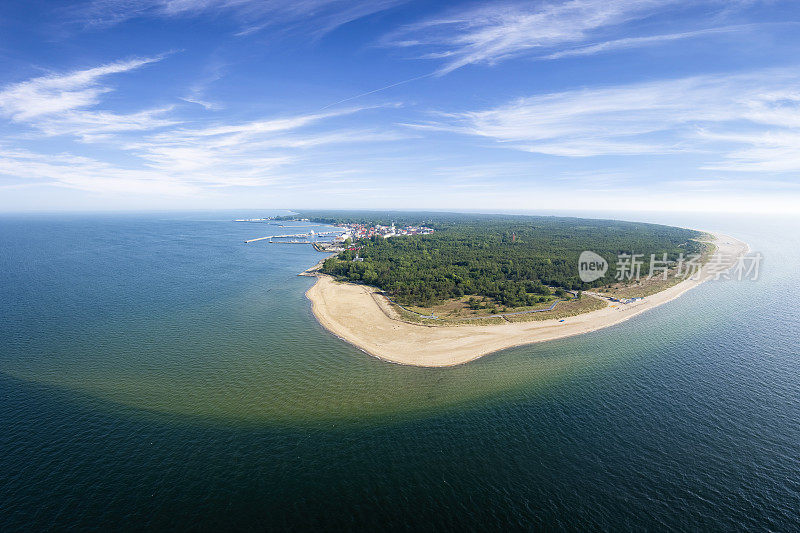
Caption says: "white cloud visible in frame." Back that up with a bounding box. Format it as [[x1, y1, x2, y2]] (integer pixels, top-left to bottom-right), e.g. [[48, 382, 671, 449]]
[[385, 0, 687, 74], [129, 106, 407, 178], [0, 61, 406, 196], [0, 148, 200, 196], [180, 96, 221, 110], [0, 57, 174, 140], [0, 114, 391, 194], [34, 108, 176, 141], [0, 57, 160, 120], [699, 131, 800, 172], [384, 0, 767, 74], [541, 25, 753, 60], [409, 70, 800, 171], [74, 0, 407, 38]]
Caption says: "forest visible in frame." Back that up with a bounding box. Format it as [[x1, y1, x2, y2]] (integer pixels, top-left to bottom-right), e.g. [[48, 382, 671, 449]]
[[294, 211, 704, 307]]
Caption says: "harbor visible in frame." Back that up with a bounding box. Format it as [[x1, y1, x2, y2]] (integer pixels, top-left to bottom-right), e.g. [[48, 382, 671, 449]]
[[244, 229, 349, 245]]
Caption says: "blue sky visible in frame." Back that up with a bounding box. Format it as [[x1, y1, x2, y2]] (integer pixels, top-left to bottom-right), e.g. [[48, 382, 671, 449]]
[[1, 0, 799, 213]]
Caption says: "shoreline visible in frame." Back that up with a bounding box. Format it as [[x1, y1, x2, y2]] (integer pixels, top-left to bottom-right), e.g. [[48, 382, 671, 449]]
[[305, 232, 749, 367]]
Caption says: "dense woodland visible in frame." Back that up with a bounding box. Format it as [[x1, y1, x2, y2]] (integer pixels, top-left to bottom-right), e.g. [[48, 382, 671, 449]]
[[293, 211, 703, 307]]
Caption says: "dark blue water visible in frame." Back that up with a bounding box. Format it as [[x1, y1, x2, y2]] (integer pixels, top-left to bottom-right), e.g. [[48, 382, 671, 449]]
[[1, 211, 798, 530]]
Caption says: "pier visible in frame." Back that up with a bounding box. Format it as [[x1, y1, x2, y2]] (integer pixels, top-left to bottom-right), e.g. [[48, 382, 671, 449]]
[[245, 230, 345, 244], [245, 234, 314, 243]]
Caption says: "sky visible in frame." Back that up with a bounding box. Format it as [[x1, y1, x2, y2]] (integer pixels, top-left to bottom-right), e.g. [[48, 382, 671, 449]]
[[0, 0, 799, 213]]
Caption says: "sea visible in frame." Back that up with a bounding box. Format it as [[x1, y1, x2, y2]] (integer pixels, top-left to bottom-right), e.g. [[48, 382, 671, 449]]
[[0, 210, 797, 531]]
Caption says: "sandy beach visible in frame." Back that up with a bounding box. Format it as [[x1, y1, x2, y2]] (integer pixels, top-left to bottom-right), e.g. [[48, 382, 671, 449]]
[[305, 232, 748, 367]]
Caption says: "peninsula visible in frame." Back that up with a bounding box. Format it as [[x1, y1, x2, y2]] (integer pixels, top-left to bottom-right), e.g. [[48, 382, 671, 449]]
[[300, 212, 748, 367]]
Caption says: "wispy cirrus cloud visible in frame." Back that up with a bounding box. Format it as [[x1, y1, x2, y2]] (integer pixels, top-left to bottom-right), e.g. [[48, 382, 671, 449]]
[[127, 106, 406, 178], [408, 69, 800, 171], [385, 0, 760, 74], [72, 0, 407, 38], [0, 57, 161, 120], [541, 24, 759, 60], [0, 56, 175, 141], [0, 147, 201, 196], [0, 110, 404, 194], [0, 58, 407, 195], [699, 130, 800, 172]]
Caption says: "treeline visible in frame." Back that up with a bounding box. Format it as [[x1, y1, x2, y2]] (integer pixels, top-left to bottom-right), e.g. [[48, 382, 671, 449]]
[[302, 211, 703, 307]]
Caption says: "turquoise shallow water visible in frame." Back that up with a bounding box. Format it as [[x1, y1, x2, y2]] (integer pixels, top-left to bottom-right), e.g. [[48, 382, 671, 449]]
[[0, 211, 798, 530]]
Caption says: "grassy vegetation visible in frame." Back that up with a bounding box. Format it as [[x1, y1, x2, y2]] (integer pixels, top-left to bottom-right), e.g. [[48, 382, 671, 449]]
[[394, 305, 507, 327], [503, 294, 607, 322], [403, 294, 562, 319], [385, 293, 606, 326], [592, 237, 715, 298]]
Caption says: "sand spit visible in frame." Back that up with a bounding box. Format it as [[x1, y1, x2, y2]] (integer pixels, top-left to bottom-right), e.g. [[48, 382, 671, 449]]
[[305, 233, 748, 367]]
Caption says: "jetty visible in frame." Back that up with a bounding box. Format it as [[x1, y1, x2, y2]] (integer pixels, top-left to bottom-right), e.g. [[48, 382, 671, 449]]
[[245, 236, 319, 244], [245, 230, 346, 244]]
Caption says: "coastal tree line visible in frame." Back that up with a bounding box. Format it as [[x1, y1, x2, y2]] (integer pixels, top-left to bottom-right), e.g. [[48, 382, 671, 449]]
[[297, 211, 703, 307]]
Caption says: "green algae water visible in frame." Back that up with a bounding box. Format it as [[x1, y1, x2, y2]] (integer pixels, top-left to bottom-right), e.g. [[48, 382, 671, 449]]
[[1, 211, 798, 530]]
